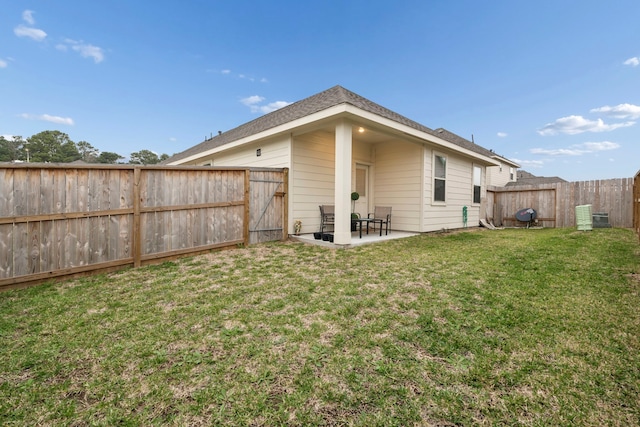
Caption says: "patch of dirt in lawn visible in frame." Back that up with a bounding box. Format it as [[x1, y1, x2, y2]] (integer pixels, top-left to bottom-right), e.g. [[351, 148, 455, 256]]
[[626, 272, 640, 284]]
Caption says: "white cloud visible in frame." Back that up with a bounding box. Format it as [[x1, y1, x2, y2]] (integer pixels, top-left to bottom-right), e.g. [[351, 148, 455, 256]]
[[22, 10, 35, 25], [14, 24, 47, 41], [220, 68, 268, 83], [530, 147, 582, 156], [14, 10, 46, 41], [240, 96, 290, 114], [20, 113, 74, 126], [624, 57, 639, 67], [580, 141, 620, 151], [258, 101, 291, 114], [510, 158, 544, 169], [590, 103, 640, 119], [530, 141, 620, 156], [537, 115, 635, 136], [57, 39, 105, 63], [0, 59, 7, 68], [71, 43, 105, 63], [240, 95, 265, 107], [497, 132, 507, 138]]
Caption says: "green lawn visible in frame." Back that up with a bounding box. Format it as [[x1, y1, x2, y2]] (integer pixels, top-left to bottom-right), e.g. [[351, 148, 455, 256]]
[[1, 228, 639, 426]]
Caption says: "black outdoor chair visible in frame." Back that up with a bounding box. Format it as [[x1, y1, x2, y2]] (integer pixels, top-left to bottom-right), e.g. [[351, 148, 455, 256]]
[[368, 206, 392, 235], [319, 205, 335, 236]]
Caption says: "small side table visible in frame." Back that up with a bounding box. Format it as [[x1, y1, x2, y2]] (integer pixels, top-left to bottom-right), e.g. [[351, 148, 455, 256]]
[[353, 218, 378, 238]]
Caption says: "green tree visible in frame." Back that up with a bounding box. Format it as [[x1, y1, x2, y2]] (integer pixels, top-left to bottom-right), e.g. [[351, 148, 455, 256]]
[[129, 149, 166, 165], [26, 131, 80, 163], [77, 140, 99, 163], [96, 151, 124, 164], [58, 141, 82, 163], [0, 136, 23, 162]]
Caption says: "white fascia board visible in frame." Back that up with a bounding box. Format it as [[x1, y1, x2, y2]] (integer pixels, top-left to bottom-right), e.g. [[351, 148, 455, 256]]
[[169, 105, 350, 165], [343, 106, 501, 166], [170, 102, 500, 167], [492, 155, 520, 168]]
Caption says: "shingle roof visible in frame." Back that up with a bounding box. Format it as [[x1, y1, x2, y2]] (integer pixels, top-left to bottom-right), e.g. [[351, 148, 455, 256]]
[[431, 128, 519, 166], [165, 85, 502, 164], [431, 128, 495, 158]]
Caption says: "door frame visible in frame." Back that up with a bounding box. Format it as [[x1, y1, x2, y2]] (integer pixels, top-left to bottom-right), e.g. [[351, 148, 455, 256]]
[[354, 163, 371, 217]]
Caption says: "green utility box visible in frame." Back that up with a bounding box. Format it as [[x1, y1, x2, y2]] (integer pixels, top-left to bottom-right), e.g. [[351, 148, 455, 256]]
[[575, 204, 593, 231]]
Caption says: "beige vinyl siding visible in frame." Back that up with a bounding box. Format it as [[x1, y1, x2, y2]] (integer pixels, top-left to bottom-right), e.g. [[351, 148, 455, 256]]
[[291, 131, 335, 234], [203, 135, 291, 168], [423, 148, 481, 232], [352, 139, 374, 165], [486, 162, 512, 187], [373, 140, 422, 232]]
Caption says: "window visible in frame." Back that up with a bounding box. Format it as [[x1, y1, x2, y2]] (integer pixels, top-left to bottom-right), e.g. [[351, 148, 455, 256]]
[[473, 165, 482, 204], [434, 154, 446, 202], [355, 167, 367, 197], [510, 167, 514, 181]]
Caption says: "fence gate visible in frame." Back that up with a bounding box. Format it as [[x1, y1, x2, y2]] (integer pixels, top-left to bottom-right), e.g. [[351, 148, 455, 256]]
[[248, 169, 288, 244]]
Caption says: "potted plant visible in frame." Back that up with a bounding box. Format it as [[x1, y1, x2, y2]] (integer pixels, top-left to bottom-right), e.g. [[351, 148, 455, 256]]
[[351, 192, 360, 231], [351, 192, 360, 212], [351, 212, 359, 232]]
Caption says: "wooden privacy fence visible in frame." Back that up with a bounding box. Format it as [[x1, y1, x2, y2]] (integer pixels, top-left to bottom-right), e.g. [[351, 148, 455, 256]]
[[0, 165, 288, 291], [486, 178, 634, 228]]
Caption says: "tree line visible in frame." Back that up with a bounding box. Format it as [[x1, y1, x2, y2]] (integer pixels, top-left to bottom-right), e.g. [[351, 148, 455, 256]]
[[0, 130, 170, 165]]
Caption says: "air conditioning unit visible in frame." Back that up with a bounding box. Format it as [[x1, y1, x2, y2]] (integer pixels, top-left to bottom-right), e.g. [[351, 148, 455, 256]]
[[592, 212, 611, 228]]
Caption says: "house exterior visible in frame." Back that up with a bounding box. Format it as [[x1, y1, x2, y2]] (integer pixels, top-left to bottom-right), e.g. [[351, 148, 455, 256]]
[[486, 160, 519, 187], [505, 170, 566, 187], [166, 86, 519, 245]]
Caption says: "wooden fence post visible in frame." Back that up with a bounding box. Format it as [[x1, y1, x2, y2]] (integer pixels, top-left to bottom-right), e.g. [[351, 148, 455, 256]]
[[133, 167, 142, 267], [282, 168, 289, 241], [634, 172, 640, 240], [244, 169, 251, 247]]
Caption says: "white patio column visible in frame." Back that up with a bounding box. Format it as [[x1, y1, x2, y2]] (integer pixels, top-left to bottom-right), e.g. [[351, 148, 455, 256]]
[[334, 119, 352, 245]]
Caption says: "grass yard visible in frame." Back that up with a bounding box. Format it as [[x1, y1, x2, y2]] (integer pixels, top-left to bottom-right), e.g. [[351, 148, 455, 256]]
[[1, 228, 639, 426]]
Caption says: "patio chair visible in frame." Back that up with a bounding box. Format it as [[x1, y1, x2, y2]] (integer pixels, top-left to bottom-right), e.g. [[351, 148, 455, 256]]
[[368, 206, 392, 235], [319, 205, 335, 236]]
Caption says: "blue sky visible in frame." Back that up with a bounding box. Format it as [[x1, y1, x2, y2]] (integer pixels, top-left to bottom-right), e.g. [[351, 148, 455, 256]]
[[1, 1, 638, 181]]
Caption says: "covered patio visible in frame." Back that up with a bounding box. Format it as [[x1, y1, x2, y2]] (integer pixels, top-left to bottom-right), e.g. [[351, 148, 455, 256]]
[[290, 230, 418, 249]]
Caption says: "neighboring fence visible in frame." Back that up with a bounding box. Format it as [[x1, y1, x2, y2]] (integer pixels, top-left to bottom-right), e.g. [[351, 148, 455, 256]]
[[0, 165, 287, 291], [486, 178, 634, 228]]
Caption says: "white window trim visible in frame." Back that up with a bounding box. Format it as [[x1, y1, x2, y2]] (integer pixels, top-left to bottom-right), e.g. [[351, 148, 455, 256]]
[[432, 152, 447, 204], [472, 164, 482, 205]]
